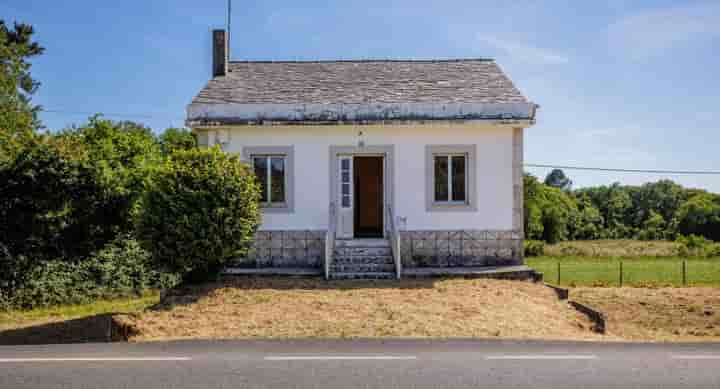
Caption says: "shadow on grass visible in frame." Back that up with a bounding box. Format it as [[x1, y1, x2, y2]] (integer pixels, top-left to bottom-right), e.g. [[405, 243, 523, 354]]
[[0, 313, 136, 345]]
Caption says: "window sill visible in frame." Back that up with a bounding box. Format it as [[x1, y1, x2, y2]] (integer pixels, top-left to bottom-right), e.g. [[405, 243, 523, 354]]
[[260, 205, 294, 214], [426, 202, 477, 212]]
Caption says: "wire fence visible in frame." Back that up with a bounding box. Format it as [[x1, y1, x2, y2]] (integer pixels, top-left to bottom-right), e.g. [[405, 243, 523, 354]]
[[529, 259, 720, 287]]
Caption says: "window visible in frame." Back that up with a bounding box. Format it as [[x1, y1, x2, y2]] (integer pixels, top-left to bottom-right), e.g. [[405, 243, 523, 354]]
[[340, 157, 352, 208], [243, 146, 294, 213], [433, 154, 466, 203], [426, 145, 477, 212], [253, 155, 286, 206]]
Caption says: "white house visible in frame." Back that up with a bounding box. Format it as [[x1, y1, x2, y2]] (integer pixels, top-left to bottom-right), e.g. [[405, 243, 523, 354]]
[[187, 30, 537, 279]]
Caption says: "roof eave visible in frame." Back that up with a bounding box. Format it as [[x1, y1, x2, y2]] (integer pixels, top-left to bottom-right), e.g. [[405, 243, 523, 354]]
[[186, 102, 537, 128]]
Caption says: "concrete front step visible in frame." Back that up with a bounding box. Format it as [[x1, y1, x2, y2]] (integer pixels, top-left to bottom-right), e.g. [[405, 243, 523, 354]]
[[334, 247, 392, 257], [333, 256, 394, 265], [331, 263, 396, 273], [330, 239, 395, 279], [329, 272, 396, 280], [335, 239, 390, 248]]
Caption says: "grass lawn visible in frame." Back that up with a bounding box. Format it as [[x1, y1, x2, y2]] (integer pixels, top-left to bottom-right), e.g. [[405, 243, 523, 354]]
[[527, 257, 720, 287], [0, 292, 160, 331]]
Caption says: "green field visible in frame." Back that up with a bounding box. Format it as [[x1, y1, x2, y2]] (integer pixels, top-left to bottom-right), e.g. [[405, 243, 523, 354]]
[[527, 257, 720, 287]]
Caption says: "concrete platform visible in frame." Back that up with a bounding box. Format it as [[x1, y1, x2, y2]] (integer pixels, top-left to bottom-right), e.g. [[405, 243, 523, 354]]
[[223, 265, 541, 281], [402, 265, 541, 281], [223, 267, 323, 276]]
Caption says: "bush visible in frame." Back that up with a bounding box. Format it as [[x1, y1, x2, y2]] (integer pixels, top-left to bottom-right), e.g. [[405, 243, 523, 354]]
[[3, 236, 178, 310], [523, 240, 545, 257], [676, 234, 716, 257], [709, 243, 720, 258], [137, 147, 262, 280]]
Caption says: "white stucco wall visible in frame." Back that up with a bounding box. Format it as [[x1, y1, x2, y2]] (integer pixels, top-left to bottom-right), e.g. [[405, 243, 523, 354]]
[[203, 123, 519, 231]]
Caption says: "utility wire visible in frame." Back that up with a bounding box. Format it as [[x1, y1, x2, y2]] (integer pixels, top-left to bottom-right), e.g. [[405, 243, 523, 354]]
[[525, 164, 720, 176], [43, 109, 185, 121]]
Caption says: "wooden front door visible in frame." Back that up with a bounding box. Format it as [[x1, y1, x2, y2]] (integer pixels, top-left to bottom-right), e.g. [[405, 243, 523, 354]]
[[354, 156, 384, 238]]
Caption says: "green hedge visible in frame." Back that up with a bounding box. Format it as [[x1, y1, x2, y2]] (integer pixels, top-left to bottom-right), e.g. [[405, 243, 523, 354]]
[[1, 236, 179, 310]]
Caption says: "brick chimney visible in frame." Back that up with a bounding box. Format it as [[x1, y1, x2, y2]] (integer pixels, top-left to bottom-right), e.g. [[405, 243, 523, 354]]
[[212, 29, 228, 77]]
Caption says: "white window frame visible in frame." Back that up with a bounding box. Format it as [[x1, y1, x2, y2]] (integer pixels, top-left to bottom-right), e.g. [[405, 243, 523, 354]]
[[252, 155, 287, 207], [243, 146, 294, 213], [425, 145, 477, 212], [434, 154, 468, 204]]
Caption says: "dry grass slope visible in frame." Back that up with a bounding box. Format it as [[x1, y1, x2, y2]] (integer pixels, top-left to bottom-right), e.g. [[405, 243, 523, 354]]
[[121, 278, 604, 341], [573, 287, 720, 342]]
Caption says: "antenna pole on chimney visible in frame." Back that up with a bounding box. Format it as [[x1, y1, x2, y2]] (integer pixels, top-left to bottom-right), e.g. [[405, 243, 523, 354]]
[[227, 0, 232, 58]]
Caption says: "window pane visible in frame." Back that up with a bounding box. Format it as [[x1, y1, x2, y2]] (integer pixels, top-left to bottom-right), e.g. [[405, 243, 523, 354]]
[[253, 157, 268, 203], [452, 156, 466, 202], [434, 156, 449, 202], [270, 157, 285, 203], [341, 158, 350, 170], [342, 183, 350, 196], [342, 171, 350, 183], [342, 195, 351, 208]]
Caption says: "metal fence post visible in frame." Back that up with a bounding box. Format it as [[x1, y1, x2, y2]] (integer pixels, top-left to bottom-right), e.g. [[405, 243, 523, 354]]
[[557, 261, 561, 285], [619, 261, 623, 287], [683, 260, 687, 286]]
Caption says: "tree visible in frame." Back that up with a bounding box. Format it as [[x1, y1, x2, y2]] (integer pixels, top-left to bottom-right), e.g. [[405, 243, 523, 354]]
[[524, 173, 579, 243], [0, 20, 45, 163], [629, 180, 685, 236], [0, 20, 44, 128], [637, 210, 667, 240], [570, 195, 604, 240], [58, 117, 162, 233], [159, 127, 197, 155], [544, 169, 572, 191], [675, 193, 720, 241]]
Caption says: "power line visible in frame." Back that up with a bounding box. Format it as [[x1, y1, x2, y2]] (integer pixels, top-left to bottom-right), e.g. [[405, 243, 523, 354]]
[[525, 164, 720, 176], [43, 109, 185, 121]]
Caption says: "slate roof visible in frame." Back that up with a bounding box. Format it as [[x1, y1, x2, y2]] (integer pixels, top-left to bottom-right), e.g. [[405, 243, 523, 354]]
[[191, 59, 530, 106]]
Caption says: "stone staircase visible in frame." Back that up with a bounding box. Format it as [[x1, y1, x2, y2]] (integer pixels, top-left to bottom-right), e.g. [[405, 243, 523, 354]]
[[329, 238, 397, 279]]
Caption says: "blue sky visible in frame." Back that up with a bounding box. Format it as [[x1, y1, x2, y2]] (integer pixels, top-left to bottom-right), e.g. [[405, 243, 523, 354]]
[[5, 0, 720, 192]]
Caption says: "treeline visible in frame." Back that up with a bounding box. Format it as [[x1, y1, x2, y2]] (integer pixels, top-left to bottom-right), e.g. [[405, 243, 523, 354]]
[[525, 170, 720, 243]]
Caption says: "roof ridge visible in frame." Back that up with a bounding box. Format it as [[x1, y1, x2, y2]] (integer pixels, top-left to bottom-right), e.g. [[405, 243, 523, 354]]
[[228, 58, 495, 64]]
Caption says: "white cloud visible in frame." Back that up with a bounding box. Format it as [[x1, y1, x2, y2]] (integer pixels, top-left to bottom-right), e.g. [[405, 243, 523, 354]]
[[607, 2, 720, 60], [477, 35, 569, 65]]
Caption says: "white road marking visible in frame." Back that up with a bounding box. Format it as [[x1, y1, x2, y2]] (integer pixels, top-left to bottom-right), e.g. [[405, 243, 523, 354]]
[[264, 356, 417, 361], [671, 355, 720, 360], [0, 357, 191, 363], [485, 355, 598, 360]]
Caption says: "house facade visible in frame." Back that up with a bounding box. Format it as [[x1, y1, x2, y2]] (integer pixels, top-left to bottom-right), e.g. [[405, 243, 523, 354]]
[[187, 30, 537, 279]]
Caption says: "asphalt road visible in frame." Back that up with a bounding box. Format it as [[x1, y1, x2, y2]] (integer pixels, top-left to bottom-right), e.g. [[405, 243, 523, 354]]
[[1, 339, 720, 388]]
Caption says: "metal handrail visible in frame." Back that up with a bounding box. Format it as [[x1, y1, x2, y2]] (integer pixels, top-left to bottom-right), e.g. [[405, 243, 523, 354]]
[[386, 204, 402, 279], [325, 202, 337, 280]]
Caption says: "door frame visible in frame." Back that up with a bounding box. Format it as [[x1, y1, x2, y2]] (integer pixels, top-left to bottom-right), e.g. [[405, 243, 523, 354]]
[[329, 145, 395, 239]]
